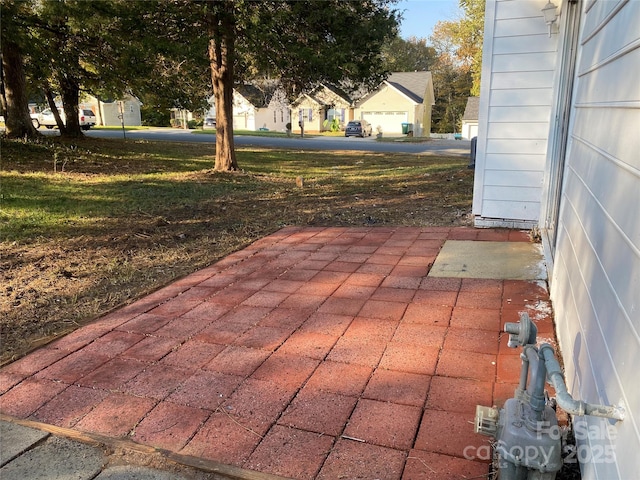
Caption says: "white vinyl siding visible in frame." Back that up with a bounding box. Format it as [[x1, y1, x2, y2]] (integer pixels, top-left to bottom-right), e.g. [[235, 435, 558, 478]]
[[473, 0, 558, 225], [550, 1, 640, 479], [476, 0, 640, 477]]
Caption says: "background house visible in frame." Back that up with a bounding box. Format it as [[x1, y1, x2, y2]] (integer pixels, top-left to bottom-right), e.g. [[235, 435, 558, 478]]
[[93, 95, 142, 127], [206, 84, 290, 132], [474, 0, 639, 477], [354, 71, 434, 136], [290, 84, 351, 134], [59, 94, 144, 127], [27, 94, 142, 127], [461, 96, 479, 140]]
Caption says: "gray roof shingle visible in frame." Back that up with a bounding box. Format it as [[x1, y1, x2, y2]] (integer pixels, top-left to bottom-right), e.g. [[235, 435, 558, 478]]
[[462, 97, 480, 121]]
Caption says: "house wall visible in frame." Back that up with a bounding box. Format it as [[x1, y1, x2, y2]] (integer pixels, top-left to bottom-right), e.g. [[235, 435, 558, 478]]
[[548, 1, 640, 478], [100, 98, 142, 127], [232, 93, 256, 131], [291, 99, 322, 134], [473, 0, 559, 227], [255, 105, 290, 132], [461, 121, 478, 140]]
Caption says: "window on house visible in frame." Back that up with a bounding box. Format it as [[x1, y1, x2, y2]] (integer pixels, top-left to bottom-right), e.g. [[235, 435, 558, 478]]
[[327, 108, 345, 123], [274, 110, 276, 123], [299, 108, 313, 122]]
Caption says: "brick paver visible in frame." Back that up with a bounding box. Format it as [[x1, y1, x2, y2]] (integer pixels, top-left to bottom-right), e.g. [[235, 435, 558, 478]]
[[0, 226, 550, 479]]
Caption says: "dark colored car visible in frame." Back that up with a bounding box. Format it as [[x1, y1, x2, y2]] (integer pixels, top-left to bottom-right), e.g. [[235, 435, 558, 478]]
[[345, 119, 372, 137]]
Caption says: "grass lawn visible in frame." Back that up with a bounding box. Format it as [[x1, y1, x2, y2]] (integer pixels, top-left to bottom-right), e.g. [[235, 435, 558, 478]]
[[1, 136, 473, 364]]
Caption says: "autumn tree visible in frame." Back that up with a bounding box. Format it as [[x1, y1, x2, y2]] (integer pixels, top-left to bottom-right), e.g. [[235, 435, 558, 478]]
[[431, 0, 484, 96], [427, 0, 483, 132]]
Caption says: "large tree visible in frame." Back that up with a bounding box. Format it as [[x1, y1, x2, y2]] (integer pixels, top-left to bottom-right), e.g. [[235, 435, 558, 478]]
[[382, 36, 437, 73], [1, 0, 40, 138], [28, 0, 138, 137], [205, 0, 400, 171], [17, 1, 209, 138]]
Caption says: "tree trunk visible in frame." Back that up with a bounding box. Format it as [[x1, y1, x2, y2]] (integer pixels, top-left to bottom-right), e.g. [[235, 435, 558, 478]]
[[207, 4, 238, 171], [1, 40, 39, 138], [0, 59, 7, 120], [59, 74, 82, 138], [44, 85, 65, 132]]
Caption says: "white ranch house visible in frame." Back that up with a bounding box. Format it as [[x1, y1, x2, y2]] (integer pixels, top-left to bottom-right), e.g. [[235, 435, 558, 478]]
[[290, 84, 352, 135], [474, 0, 639, 477], [206, 85, 291, 132]]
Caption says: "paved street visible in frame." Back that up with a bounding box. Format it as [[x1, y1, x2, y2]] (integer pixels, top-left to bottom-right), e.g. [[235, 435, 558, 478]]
[[74, 128, 472, 157]]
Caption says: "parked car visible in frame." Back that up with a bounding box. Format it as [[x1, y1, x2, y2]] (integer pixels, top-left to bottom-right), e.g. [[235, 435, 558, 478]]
[[344, 119, 372, 137], [204, 117, 216, 128], [33, 108, 96, 130]]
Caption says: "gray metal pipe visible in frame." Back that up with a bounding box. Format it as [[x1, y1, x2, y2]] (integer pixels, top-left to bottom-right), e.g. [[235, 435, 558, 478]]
[[539, 344, 625, 421]]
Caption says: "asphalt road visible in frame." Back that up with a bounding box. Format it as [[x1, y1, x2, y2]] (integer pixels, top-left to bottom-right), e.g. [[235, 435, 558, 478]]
[[78, 128, 472, 157]]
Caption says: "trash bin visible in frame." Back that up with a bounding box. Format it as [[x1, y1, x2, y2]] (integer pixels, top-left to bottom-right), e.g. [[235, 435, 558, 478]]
[[468, 136, 477, 169], [401, 123, 413, 134]]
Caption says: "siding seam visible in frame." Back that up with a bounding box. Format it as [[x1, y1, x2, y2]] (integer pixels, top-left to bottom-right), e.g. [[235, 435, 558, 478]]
[[574, 101, 640, 109], [571, 135, 640, 180], [581, 0, 630, 45], [561, 193, 640, 443], [578, 36, 640, 77]]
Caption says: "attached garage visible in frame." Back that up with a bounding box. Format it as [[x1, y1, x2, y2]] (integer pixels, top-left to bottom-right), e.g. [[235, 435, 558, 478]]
[[354, 72, 434, 136], [362, 111, 408, 134]]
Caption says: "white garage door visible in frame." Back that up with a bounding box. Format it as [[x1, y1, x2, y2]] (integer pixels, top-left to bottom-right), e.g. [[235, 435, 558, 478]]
[[362, 111, 408, 134]]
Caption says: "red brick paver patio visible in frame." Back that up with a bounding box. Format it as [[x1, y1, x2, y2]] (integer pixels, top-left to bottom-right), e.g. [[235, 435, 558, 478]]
[[0, 227, 553, 479]]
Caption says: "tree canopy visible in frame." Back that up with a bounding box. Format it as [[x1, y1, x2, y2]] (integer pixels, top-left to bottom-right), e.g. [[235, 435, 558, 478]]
[[2, 0, 399, 162], [205, 0, 400, 170], [381, 36, 437, 73], [431, 0, 484, 96]]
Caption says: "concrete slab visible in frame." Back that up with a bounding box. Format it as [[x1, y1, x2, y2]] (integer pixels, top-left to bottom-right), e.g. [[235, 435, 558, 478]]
[[94, 465, 190, 480], [0, 421, 49, 466], [429, 240, 546, 280], [0, 435, 104, 480]]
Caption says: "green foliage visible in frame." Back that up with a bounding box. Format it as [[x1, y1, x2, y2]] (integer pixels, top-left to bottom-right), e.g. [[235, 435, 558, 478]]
[[236, 1, 401, 98], [382, 36, 437, 72], [141, 105, 170, 127], [430, 65, 471, 133]]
